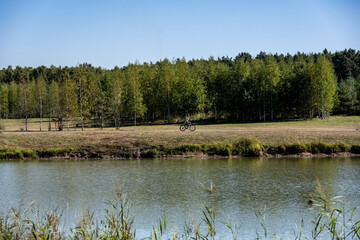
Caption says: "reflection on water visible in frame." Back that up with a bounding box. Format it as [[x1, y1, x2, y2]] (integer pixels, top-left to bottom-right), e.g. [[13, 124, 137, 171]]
[[1, 157, 360, 239]]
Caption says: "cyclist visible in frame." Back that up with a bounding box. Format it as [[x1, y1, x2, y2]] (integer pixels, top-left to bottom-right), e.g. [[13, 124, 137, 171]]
[[184, 117, 191, 127]]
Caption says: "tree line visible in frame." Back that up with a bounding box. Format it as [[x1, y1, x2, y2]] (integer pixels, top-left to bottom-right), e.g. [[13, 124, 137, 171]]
[[0, 49, 359, 130]]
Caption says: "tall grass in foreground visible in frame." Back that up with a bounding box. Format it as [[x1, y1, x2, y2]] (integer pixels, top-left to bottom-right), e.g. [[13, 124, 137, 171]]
[[309, 181, 360, 239], [1, 183, 359, 239]]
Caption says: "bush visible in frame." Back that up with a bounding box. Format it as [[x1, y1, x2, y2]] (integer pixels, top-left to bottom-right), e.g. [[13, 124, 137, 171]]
[[202, 142, 233, 156], [233, 137, 262, 156], [0, 147, 37, 159], [308, 142, 328, 153], [173, 143, 202, 154], [37, 147, 74, 157], [286, 142, 308, 154], [278, 144, 286, 154], [329, 142, 350, 153], [350, 145, 360, 153]]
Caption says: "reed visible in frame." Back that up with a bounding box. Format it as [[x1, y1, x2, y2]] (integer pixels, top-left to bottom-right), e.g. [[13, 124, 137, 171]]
[[309, 180, 360, 239], [0, 183, 359, 239]]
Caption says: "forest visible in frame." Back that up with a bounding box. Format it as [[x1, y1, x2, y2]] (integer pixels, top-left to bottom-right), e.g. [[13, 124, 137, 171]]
[[0, 49, 359, 130]]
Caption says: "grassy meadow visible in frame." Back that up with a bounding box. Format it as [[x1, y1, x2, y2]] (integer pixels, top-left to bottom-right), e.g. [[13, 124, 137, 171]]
[[0, 116, 360, 159]]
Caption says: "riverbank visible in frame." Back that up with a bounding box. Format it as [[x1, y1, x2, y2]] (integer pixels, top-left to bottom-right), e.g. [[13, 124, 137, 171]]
[[1, 116, 360, 160], [1, 137, 360, 160]]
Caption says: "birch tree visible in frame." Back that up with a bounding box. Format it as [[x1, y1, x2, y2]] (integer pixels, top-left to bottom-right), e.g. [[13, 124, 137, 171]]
[[36, 75, 47, 131], [0, 83, 9, 118], [47, 81, 60, 130], [124, 64, 146, 126], [60, 71, 78, 130], [311, 55, 337, 118]]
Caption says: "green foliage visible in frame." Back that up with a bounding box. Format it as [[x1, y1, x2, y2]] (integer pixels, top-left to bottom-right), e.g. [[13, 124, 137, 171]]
[[202, 142, 233, 156], [307, 142, 350, 154], [350, 145, 360, 154], [233, 137, 263, 156], [310, 181, 360, 239], [285, 142, 308, 154], [0, 147, 38, 159], [0, 49, 359, 125], [336, 77, 358, 114], [37, 147, 74, 157], [278, 144, 286, 153], [308, 142, 330, 154], [173, 143, 202, 154]]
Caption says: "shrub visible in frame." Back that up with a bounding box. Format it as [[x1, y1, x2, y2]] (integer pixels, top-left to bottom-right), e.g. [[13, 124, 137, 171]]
[[141, 149, 161, 158], [329, 142, 350, 153], [37, 147, 74, 157], [308, 142, 333, 154], [0, 147, 37, 159], [202, 142, 233, 156], [350, 145, 360, 153], [278, 144, 286, 154], [285, 142, 308, 154], [173, 143, 202, 154], [233, 137, 262, 156]]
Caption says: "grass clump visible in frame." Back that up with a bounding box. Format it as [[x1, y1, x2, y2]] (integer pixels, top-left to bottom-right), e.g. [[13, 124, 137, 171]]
[[308, 142, 331, 154], [0, 147, 38, 159], [285, 142, 308, 154], [278, 144, 287, 154], [233, 137, 263, 156], [351, 145, 360, 154], [141, 149, 161, 158], [37, 147, 75, 158], [173, 143, 202, 154], [202, 141, 233, 156], [307, 142, 350, 154]]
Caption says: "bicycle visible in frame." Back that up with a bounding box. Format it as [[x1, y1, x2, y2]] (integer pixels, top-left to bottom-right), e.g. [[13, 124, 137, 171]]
[[179, 123, 196, 131]]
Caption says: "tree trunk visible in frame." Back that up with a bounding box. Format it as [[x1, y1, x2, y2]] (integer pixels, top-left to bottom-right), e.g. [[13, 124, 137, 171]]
[[258, 105, 261, 121], [67, 112, 70, 131], [167, 103, 170, 124], [270, 91, 273, 121], [80, 105, 84, 131], [25, 114, 28, 132], [214, 103, 217, 122], [263, 99, 266, 122], [48, 104, 52, 131], [236, 105, 239, 121], [40, 106, 42, 132]]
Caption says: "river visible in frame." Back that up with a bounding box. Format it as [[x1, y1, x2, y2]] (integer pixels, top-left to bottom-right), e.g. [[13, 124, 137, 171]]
[[1, 157, 359, 239]]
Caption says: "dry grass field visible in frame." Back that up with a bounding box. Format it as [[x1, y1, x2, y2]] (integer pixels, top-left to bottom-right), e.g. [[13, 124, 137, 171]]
[[1, 116, 359, 155]]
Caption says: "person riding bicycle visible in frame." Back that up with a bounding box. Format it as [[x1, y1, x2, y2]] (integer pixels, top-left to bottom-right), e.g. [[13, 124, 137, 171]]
[[184, 117, 191, 126], [180, 117, 196, 131]]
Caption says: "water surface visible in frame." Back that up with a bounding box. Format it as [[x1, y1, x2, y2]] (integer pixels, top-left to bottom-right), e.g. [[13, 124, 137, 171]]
[[1, 157, 359, 239]]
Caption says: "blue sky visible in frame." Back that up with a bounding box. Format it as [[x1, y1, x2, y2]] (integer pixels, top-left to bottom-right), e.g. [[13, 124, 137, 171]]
[[0, 0, 359, 69]]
